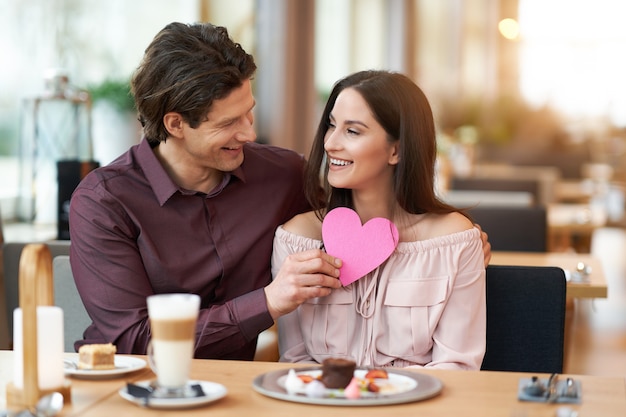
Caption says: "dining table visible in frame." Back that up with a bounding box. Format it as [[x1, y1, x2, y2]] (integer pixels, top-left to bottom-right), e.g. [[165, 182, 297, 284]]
[[490, 251, 607, 299], [2, 350, 625, 417], [547, 203, 608, 252], [456, 163, 561, 206], [555, 180, 596, 204]]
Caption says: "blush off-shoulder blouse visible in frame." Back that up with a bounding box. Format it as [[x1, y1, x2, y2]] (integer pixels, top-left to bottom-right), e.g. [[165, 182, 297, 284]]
[[272, 226, 486, 370]]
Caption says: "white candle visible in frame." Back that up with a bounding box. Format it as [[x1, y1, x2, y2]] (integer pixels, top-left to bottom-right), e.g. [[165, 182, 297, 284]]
[[13, 306, 65, 389]]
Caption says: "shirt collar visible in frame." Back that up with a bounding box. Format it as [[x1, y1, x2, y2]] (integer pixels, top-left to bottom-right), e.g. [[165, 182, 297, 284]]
[[136, 138, 247, 205]]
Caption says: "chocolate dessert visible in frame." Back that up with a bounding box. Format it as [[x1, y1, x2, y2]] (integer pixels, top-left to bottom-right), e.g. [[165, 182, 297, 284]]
[[320, 358, 356, 389]]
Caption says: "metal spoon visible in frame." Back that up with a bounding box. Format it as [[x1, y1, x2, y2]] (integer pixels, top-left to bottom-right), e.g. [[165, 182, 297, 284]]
[[34, 392, 64, 417], [1, 393, 63, 417], [63, 359, 78, 370], [546, 373, 559, 403], [126, 382, 205, 407]]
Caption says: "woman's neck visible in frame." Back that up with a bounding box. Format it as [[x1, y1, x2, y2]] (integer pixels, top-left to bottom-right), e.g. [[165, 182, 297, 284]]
[[351, 189, 395, 222], [351, 189, 424, 243]]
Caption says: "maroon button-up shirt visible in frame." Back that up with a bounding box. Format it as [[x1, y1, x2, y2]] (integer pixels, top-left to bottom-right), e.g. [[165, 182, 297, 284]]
[[69, 138, 310, 359]]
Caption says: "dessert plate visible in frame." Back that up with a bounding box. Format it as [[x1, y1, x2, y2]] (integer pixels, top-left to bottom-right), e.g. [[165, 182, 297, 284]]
[[63, 353, 146, 379], [119, 380, 227, 409], [252, 366, 443, 406]]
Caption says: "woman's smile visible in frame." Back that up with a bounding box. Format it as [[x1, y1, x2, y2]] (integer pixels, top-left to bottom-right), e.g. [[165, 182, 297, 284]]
[[328, 157, 353, 167]]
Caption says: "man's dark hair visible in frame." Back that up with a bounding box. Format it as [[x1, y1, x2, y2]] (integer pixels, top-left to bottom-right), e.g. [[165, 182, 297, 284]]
[[131, 22, 257, 145]]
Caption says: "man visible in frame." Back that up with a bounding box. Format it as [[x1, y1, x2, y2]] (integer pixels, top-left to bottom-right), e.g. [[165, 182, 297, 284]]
[[70, 22, 490, 360]]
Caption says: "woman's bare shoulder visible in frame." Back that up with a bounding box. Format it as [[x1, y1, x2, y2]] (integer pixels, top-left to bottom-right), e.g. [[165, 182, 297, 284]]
[[419, 212, 475, 240], [282, 211, 323, 240]]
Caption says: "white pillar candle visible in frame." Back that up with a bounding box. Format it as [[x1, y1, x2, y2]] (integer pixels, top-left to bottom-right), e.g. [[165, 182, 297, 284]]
[[13, 306, 65, 389]]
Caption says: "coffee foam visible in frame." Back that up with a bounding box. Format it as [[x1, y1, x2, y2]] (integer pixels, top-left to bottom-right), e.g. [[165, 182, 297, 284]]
[[147, 294, 200, 319]]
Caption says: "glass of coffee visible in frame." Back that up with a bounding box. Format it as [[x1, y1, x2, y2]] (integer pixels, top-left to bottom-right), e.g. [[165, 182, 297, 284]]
[[147, 293, 200, 397]]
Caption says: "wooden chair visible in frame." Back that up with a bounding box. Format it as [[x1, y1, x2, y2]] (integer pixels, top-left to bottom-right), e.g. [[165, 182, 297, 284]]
[[2, 241, 71, 349], [254, 323, 279, 362], [6, 243, 73, 407], [480, 265, 567, 374]]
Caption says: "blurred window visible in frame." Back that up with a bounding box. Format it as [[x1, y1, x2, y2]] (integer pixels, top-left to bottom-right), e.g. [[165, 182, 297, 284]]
[[519, 0, 626, 127], [0, 0, 253, 221]]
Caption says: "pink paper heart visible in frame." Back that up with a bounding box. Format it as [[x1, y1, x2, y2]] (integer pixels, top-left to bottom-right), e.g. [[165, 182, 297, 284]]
[[322, 207, 399, 286]]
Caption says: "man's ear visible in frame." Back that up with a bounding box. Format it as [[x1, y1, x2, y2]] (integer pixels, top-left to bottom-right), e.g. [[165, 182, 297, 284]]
[[163, 112, 184, 138]]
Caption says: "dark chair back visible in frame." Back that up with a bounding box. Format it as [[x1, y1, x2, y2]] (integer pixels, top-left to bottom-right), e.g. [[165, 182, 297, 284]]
[[467, 206, 547, 252], [451, 177, 541, 206], [481, 265, 566, 373]]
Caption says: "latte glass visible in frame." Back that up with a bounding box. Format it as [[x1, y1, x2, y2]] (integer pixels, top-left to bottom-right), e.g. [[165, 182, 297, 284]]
[[147, 293, 200, 397]]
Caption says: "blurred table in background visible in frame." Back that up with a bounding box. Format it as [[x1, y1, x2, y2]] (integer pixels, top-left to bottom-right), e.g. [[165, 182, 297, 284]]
[[443, 190, 534, 207], [548, 204, 608, 252], [454, 164, 561, 206], [555, 180, 596, 204], [1, 222, 57, 243], [490, 251, 607, 299]]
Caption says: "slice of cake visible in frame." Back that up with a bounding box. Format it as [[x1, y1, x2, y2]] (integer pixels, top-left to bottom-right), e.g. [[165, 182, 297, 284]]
[[78, 343, 117, 370]]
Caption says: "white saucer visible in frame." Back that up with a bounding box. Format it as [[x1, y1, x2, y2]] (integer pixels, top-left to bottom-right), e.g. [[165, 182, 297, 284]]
[[119, 380, 228, 409], [64, 354, 146, 379]]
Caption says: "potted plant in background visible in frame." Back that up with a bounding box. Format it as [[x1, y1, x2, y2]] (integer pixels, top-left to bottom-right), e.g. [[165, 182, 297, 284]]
[[88, 78, 141, 165]]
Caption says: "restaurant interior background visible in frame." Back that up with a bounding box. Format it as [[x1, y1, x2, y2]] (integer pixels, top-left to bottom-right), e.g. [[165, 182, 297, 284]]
[[1, 0, 626, 376], [1, 0, 625, 222]]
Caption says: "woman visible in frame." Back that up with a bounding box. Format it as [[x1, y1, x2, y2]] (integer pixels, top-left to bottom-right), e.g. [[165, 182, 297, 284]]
[[271, 70, 486, 369]]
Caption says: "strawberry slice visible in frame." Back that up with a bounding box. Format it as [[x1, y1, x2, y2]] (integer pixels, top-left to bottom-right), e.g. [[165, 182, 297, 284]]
[[365, 369, 389, 380]]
